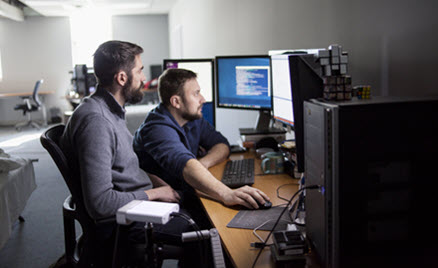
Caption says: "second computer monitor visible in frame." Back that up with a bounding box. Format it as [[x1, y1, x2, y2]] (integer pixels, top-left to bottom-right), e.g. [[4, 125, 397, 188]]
[[163, 58, 215, 127], [216, 55, 272, 130], [271, 54, 294, 127], [271, 53, 323, 173], [216, 55, 271, 109]]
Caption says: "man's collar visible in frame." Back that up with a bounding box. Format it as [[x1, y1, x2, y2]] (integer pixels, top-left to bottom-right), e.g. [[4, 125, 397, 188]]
[[159, 103, 194, 130], [159, 103, 180, 126], [95, 86, 126, 119]]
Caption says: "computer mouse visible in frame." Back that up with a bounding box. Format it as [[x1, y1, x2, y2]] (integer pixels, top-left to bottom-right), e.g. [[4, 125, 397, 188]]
[[257, 200, 272, 209]]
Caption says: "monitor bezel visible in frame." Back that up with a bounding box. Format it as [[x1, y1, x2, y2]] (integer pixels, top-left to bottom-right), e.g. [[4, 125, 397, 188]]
[[215, 55, 273, 112]]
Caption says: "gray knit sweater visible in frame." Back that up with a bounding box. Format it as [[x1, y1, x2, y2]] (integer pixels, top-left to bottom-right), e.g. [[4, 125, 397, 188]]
[[60, 87, 151, 220]]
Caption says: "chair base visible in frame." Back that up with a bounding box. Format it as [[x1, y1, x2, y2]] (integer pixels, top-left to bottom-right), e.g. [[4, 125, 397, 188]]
[[15, 120, 41, 131]]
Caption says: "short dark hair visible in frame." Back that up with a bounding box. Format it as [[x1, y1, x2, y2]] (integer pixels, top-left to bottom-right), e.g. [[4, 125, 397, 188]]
[[93, 40, 143, 88], [158, 68, 197, 107]]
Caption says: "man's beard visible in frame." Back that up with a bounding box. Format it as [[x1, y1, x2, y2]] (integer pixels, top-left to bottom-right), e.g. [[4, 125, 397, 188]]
[[181, 100, 203, 121], [123, 76, 144, 104]]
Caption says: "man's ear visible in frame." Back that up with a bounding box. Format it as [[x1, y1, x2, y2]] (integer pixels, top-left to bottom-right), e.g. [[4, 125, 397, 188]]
[[115, 71, 128, 86], [170, 95, 182, 109]]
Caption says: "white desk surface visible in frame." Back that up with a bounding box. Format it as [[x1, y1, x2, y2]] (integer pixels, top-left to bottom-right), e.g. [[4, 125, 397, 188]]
[[0, 158, 36, 249]]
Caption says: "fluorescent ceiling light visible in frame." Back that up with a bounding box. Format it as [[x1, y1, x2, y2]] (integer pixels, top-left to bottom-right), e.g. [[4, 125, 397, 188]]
[[0, 1, 24, 21], [107, 3, 151, 9]]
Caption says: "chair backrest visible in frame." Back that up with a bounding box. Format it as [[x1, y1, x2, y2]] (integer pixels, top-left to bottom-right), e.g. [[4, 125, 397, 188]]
[[40, 124, 111, 266], [40, 124, 74, 193], [32, 79, 44, 107], [40, 124, 91, 223]]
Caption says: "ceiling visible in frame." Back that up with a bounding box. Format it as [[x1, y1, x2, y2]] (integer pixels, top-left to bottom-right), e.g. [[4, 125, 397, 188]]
[[0, 0, 177, 20]]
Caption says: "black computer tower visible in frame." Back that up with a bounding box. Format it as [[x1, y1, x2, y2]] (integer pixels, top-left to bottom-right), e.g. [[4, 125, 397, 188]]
[[304, 97, 438, 268]]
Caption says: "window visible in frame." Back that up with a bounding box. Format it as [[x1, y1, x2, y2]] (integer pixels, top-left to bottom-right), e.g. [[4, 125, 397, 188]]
[[70, 9, 112, 66]]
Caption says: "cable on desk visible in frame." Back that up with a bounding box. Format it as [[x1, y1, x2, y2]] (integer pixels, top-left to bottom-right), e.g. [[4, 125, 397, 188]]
[[294, 174, 307, 224], [251, 184, 321, 268], [276, 183, 306, 226], [252, 219, 291, 244], [276, 183, 297, 202]]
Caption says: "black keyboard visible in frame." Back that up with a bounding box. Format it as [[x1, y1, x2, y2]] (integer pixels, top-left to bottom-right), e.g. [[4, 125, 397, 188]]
[[221, 158, 254, 188]]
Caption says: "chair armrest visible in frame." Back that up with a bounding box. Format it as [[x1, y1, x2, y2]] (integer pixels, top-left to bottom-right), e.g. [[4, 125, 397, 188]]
[[24, 98, 31, 110]]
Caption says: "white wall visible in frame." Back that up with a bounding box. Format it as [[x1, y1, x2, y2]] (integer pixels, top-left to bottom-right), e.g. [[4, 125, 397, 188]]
[[168, 0, 438, 143], [0, 14, 169, 126], [112, 15, 169, 80], [330, 0, 438, 97], [0, 16, 72, 125]]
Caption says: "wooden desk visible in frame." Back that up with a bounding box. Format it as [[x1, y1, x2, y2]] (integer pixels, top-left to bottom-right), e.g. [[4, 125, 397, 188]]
[[200, 152, 300, 268]]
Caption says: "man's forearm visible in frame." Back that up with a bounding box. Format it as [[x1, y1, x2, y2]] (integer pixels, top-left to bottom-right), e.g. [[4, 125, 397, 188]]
[[182, 158, 270, 209], [198, 143, 229, 169], [183, 158, 232, 203]]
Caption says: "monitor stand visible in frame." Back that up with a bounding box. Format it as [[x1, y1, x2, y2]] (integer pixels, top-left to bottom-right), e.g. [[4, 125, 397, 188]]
[[239, 110, 285, 135]]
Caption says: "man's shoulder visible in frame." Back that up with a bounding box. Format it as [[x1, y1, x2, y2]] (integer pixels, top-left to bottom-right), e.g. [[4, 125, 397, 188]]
[[141, 106, 178, 131], [134, 112, 182, 147], [137, 118, 180, 140], [73, 96, 107, 118], [74, 96, 100, 112], [146, 105, 171, 121]]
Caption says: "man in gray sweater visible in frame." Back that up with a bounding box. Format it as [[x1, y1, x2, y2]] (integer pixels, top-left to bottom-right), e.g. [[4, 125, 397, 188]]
[[60, 40, 199, 267]]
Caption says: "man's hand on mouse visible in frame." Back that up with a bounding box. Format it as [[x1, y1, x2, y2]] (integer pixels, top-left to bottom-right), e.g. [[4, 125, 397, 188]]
[[221, 185, 270, 209]]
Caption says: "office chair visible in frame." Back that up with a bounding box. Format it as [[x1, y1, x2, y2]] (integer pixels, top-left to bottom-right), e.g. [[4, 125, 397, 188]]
[[40, 124, 110, 267], [40, 124, 181, 268], [14, 79, 44, 131]]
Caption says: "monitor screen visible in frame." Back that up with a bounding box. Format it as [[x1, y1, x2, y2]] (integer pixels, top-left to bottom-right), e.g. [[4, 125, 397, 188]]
[[163, 58, 215, 126], [271, 54, 294, 126], [216, 56, 271, 110], [164, 59, 214, 102]]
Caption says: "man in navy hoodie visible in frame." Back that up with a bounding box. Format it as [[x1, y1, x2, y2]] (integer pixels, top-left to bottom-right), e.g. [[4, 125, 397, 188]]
[[134, 68, 270, 226]]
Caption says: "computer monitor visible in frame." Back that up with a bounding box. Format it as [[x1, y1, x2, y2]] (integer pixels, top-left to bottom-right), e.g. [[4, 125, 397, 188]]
[[150, 64, 162, 80], [271, 53, 323, 172], [271, 54, 294, 127], [163, 58, 215, 127], [74, 64, 88, 96], [215, 55, 272, 131], [86, 72, 97, 94], [74, 64, 97, 96]]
